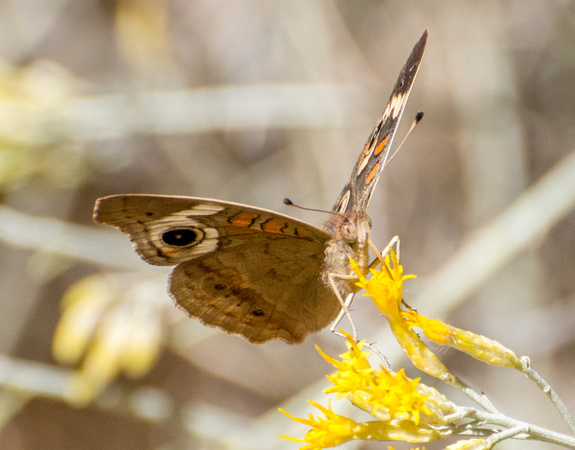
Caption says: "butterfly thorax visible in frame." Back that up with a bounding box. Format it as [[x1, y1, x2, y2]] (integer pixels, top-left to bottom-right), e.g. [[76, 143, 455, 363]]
[[320, 211, 371, 296]]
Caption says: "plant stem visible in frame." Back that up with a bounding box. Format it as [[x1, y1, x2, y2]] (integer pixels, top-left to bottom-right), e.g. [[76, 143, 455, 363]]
[[469, 409, 575, 449], [520, 357, 575, 435]]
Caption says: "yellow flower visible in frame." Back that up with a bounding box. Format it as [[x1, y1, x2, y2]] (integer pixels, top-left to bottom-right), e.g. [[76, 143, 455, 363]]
[[280, 401, 443, 449], [403, 310, 522, 370], [350, 253, 454, 383], [351, 249, 414, 323], [318, 331, 455, 426]]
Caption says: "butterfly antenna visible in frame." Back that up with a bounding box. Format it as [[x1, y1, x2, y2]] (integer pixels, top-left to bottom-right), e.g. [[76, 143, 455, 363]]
[[283, 198, 347, 219], [385, 111, 424, 167]]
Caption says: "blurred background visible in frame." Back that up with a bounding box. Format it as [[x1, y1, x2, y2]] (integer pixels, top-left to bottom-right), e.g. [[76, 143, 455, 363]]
[[1, 1, 574, 449]]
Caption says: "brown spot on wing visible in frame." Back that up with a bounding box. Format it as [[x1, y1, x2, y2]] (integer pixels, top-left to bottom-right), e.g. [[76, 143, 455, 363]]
[[261, 218, 288, 234], [228, 211, 259, 228]]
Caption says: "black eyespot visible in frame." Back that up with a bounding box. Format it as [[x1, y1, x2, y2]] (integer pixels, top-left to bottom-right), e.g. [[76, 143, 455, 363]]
[[145, 212, 154, 216], [213, 283, 227, 291], [252, 309, 265, 317], [162, 229, 197, 247]]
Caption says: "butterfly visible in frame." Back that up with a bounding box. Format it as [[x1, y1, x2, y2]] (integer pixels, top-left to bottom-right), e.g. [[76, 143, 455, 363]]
[[93, 29, 427, 344]]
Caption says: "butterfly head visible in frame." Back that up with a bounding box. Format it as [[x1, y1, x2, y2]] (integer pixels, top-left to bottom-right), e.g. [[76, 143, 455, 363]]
[[323, 210, 371, 262], [320, 210, 371, 299], [339, 212, 371, 249]]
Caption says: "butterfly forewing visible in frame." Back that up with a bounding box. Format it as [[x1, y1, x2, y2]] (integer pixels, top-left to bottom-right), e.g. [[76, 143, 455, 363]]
[[94, 194, 331, 267], [334, 29, 428, 215]]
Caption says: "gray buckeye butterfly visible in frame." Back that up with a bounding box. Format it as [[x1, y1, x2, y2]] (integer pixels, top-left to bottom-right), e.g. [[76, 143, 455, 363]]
[[94, 29, 427, 344]]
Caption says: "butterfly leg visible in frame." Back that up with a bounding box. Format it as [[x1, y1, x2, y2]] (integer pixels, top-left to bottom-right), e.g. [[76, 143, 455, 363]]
[[365, 235, 405, 364], [327, 273, 360, 341], [328, 288, 391, 363], [369, 235, 412, 310], [327, 236, 401, 341], [368, 235, 400, 270], [328, 237, 402, 361]]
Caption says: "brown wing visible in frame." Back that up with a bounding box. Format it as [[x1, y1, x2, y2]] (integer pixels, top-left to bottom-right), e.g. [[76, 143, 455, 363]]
[[94, 194, 331, 266], [94, 194, 339, 343], [170, 239, 341, 344]]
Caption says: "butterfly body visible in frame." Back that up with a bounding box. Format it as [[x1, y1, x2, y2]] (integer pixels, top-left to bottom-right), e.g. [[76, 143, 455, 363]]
[[94, 29, 428, 344], [320, 210, 371, 296]]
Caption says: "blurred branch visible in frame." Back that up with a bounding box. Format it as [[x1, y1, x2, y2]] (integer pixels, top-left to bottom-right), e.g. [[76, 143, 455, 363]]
[[70, 84, 358, 138], [0, 353, 288, 449], [0, 354, 71, 400], [414, 149, 575, 316], [0, 205, 152, 271], [0, 83, 360, 144]]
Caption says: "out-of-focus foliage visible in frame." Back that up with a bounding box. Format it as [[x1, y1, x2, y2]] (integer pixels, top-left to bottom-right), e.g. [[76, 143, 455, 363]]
[[0, 60, 90, 191], [53, 273, 165, 405]]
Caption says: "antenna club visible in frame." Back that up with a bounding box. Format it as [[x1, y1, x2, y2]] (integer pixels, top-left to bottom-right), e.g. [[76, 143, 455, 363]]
[[415, 111, 424, 122], [283, 198, 294, 206]]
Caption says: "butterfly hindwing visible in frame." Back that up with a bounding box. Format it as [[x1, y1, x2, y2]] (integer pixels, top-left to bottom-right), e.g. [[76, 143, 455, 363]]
[[170, 239, 341, 343]]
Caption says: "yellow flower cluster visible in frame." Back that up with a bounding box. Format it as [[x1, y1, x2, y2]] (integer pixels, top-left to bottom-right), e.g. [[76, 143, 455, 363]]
[[317, 333, 453, 426], [281, 249, 521, 448], [280, 332, 454, 448]]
